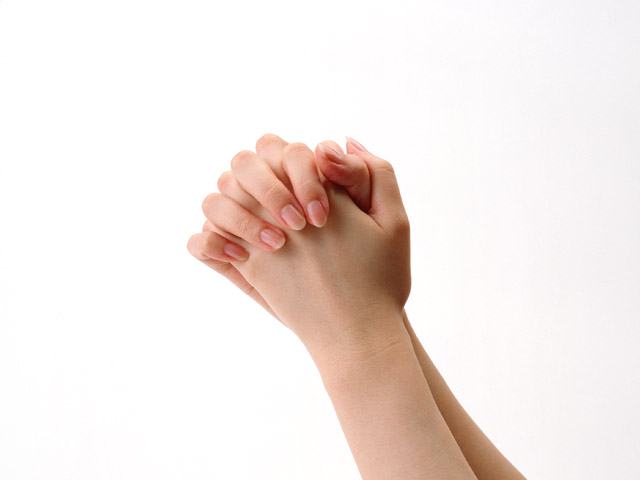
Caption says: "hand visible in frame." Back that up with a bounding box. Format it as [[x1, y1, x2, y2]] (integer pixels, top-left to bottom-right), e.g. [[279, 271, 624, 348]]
[[187, 134, 377, 320], [187, 135, 523, 480], [189, 134, 411, 358]]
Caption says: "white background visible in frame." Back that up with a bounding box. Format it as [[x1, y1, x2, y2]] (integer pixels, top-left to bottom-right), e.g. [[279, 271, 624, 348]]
[[1, 0, 639, 478]]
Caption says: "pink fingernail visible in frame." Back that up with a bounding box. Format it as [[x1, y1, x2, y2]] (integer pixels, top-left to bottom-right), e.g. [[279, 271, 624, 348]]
[[318, 143, 344, 163], [345, 136, 368, 152], [223, 242, 249, 261], [260, 228, 286, 249], [307, 200, 327, 227], [281, 204, 306, 230]]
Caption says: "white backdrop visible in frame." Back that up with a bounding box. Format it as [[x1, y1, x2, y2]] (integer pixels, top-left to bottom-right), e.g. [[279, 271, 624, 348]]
[[1, 0, 639, 478]]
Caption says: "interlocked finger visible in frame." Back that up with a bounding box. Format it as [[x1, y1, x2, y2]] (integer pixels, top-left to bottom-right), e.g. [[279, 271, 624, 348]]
[[187, 230, 249, 263], [230, 150, 307, 231], [202, 192, 287, 251], [282, 142, 330, 227], [255, 133, 291, 188]]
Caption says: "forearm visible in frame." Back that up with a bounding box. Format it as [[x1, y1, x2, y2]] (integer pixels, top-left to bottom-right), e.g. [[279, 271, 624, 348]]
[[402, 310, 526, 480], [310, 313, 477, 480]]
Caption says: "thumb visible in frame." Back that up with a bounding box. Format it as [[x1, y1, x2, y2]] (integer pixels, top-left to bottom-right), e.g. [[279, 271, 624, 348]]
[[315, 141, 372, 212], [344, 137, 407, 230]]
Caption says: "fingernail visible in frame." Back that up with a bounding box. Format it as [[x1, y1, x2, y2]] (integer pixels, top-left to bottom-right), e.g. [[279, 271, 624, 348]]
[[345, 136, 368, 152], [260, 227, 286, 249], [318, 143, 344, 163], [224, 242, 249, 261], [281, 204, 306, 230], [307, 200, 327, 228]]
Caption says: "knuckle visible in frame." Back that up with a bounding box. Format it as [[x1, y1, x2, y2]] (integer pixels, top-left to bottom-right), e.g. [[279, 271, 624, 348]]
[[241, 283, 256, 296], [217, 171, 233, 193], [230, 150, 256, 170], [202, 232, 216, 251], [204, 232, 223, 253], [261, 180, 286, 204], [394, 215, 410, 235], [280, 151, 295, 174], [378, 159, 395, 175], [295, 176, 322, 198], [256, 133, 281, 151], [283, 141, 312, 157], [235, 214, 255, 237], [201, 192, 222, 215]]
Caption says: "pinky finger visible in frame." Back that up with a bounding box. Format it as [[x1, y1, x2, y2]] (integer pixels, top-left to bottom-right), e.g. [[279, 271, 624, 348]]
[[187, 231, 249, 263]]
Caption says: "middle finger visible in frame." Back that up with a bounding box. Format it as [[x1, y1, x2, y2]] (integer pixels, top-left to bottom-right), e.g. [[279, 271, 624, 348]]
[[230, 150, 307, 231]]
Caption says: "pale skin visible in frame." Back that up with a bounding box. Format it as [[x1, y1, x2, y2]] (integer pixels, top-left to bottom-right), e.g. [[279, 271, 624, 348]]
[[187, 134, 526, 479]]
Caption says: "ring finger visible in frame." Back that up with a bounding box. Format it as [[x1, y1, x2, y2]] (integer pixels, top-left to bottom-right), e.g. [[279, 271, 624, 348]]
[[202, 192, 287, 251], [230, 150, 307, 231]]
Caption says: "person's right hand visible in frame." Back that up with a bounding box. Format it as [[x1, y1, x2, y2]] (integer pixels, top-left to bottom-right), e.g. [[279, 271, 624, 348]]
[[187, 135, 384, 320], [193, 136, 411, 359]]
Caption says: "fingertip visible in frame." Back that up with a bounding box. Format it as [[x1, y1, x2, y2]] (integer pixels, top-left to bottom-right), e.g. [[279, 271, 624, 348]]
[[317, 151, 364, 185], [345, 136, 369, 153], [318, 140, 345, 155], [317, 142, 344, 165], [187, 232, 207, 260], [316, 145, 344, 172]]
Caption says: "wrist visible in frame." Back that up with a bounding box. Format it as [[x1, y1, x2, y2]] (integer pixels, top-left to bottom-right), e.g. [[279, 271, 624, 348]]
[[304, 308, 409, 382]]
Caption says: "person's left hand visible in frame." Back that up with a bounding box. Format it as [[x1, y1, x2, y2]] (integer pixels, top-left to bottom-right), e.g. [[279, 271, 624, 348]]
[[188, 134, 411, 359]]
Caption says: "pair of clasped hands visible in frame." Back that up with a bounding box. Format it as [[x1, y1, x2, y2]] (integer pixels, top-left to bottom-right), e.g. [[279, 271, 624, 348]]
[[187, 136, 525, 479], [187, 133, 411, 362]]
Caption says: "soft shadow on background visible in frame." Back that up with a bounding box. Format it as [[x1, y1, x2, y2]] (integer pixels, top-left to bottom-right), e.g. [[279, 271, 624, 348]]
[[1, 1, 639, 478]]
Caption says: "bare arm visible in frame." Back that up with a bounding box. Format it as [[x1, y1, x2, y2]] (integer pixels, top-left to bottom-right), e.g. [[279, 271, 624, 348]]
[[312, 315, 477, 480], [188, 134, 525, 478], [403, 311, 526, 479], [314, 138, 526, 478]]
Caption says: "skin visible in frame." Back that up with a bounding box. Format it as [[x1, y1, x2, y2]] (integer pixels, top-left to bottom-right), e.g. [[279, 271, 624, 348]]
[[187, 134, 526, 479]]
